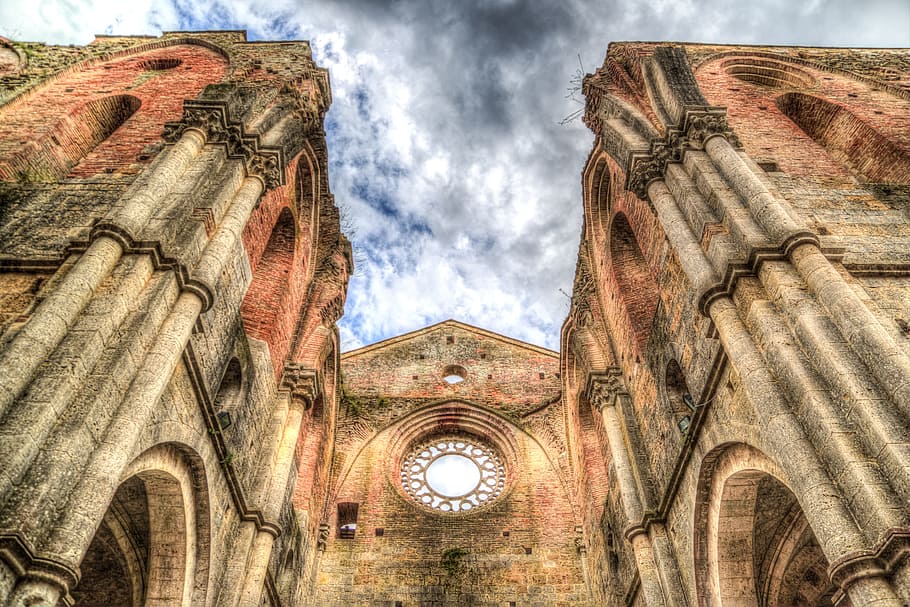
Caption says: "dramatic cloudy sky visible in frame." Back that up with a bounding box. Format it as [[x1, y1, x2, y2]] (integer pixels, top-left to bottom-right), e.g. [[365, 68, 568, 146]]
[[2, 1, 907, 351]]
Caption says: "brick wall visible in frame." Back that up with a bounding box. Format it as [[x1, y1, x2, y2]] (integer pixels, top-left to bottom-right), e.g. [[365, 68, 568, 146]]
[[316, 321, 587, 606]]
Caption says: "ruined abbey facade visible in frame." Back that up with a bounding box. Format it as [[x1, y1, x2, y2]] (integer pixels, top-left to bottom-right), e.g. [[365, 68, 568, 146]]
[[0, 30, 909, 607]]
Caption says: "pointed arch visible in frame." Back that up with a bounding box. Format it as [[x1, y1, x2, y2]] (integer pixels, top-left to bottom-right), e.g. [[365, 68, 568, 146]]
[[609, 212, 659, 352], [241, 207, 298, 370], [777, 92, 910, 183], [0, 94, 140, 181], [694, 443, 836, 607], [73, 443, 210, 607]]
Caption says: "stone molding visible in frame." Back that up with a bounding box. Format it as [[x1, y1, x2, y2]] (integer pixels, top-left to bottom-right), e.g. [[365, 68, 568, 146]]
[[626, 106, 740, 200], [828, 527, 910, 602], [162, 100, 285, 190], [0, 533, 79, 606]]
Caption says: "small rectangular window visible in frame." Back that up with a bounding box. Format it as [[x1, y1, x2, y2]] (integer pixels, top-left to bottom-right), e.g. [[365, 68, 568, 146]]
[[446, 336, 455, 344], [375, 528, 384, 537], [337, 502, 358, 539]]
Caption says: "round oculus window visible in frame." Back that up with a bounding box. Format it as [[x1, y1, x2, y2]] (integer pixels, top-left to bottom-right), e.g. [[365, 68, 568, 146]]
[[400, 437, 506, 513]]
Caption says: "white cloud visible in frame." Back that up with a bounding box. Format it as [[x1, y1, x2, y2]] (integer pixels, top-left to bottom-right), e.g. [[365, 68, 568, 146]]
[[2, 0, 907, 351]]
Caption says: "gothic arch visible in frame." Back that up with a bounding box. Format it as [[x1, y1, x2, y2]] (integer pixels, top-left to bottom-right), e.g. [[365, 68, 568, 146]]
[[213, 357, 243, 420], [583, 152, 612, 248], [0, 43, 228, 181], [776, 92, 910, 184], [609, 212, 659, 353], [694, 443, 835, 607], [0, 94, 140, 181], [241, 206, 297, 362], [73, 443, 211, 607], [295, 145, 322, 283], [661, 357, 694, 439]]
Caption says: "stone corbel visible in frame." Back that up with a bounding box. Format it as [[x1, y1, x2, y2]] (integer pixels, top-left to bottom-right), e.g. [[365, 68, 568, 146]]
[[280, 363, 321, 410], [585, 367, 627, 411], [316, 522, 331, 552], [162, 100, 285, 190]]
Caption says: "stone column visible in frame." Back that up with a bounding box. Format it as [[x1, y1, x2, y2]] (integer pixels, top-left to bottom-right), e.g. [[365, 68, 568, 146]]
[[235, 366, 318, 607], [703, 135, 910, 419], [590, 373, 668, 607], [0, 129, 206, 419], [0, 175, 266, 607], [646, 178, 903, 606]]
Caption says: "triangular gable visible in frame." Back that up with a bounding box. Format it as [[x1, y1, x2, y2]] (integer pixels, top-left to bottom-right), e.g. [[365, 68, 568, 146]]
[[341, 319, 558, 360]]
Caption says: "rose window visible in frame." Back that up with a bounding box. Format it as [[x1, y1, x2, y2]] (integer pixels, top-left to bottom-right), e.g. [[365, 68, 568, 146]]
[[400, 437, 505, 512]]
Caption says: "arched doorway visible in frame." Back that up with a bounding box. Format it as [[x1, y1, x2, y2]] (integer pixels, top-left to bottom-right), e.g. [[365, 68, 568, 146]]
[[696, 444, 838, 607], [72, 444, 208, 606]]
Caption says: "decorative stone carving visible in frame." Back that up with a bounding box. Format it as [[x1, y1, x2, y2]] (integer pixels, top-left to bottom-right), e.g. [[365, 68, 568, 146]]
[[585, 368, 627, 411], [626, 107, 740, 200], [280, 363, 321, 409], [162, 100, 285, 190]]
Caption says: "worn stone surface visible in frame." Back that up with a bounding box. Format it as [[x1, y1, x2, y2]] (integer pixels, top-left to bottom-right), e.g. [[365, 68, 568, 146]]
[[0, 30, 347, 607], [576, 42, 910, 607], [1, 32, 910, 607]]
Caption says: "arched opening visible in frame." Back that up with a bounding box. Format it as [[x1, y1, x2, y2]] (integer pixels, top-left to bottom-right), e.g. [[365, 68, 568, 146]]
[[609, 213, 659, 352], [73, 444, 209, 607], [72, 476, 148, 606], [73, 471, 192, 606], [587, 157, 611, 247], [777, 92, 910, 184], [241, 207, 297, 361], [213, 357, 243, 430], [295, 151, 320, 282], [0, 95, 140, 182], [696, 444, 835, 607], [723, 57, 815, 90]]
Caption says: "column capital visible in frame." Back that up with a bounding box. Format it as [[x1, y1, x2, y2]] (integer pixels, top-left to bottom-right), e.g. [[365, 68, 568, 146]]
[[626, 106, 740, 200], [585, 367, 627, 411], [280, 363, 321, 410], [162, 100, 284, 190]]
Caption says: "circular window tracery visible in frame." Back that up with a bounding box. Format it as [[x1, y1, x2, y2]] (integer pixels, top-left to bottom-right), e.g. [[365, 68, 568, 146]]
[[401, 437, 505, 513]]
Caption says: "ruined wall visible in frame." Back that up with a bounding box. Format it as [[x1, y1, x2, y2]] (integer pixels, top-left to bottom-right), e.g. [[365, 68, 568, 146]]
[[315, 321, 589, 607], [574, 42, 910, 606], [0, 31, 348, 607]]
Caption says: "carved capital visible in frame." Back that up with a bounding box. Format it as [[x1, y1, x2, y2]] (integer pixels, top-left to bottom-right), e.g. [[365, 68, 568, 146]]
[[280, 363, 321, 409], [574, 529, 587, 555], [627, 152, 665, 200], [625, 106, 740, 200], [681, 107, 741, 149], [162, 100, 285, 190], [585, 367, 626, 411]]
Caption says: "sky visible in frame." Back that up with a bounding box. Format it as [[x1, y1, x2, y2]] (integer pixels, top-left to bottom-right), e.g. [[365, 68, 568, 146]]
[[2, 0, 908, 352]]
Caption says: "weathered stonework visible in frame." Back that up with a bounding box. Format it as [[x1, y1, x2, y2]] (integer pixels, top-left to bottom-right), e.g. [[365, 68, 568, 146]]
[[0, 31, 348, 607], [1, 32, 909, 607], [574, 42, 910, 607]]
